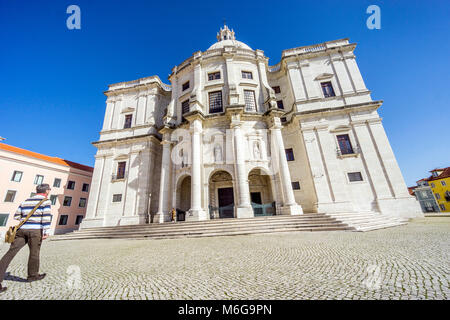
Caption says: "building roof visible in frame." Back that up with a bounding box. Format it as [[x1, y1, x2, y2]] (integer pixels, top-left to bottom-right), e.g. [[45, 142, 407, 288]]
[[0, 143, 94, 173], [407, 186, 417, 196], [428, 167, 450, 181]]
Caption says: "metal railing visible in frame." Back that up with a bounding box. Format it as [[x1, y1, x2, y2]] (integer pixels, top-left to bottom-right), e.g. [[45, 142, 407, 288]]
[[209, 204, 234, 219], [251, 202, 276, 216]]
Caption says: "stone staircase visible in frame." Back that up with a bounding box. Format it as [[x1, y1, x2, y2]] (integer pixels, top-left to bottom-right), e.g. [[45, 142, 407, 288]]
[[325, 212, 408, 232], [51, 213, 354, 241]]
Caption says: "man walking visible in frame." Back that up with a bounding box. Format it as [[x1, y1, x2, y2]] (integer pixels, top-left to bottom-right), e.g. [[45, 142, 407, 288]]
[[0, 184, 52, 293]]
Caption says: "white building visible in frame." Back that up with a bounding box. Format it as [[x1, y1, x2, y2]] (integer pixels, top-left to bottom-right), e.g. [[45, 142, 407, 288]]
[[81, 25, 422, 229]]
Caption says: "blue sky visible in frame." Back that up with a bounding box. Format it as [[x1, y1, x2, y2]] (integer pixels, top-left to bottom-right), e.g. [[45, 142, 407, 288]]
[[0, 0, 449, 186]]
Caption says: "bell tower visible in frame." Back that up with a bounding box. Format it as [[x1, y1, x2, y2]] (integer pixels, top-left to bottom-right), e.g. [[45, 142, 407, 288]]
[[216, 24, 235, 42]]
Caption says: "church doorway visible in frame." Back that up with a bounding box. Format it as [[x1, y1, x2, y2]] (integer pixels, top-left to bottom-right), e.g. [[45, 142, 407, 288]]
[[176, 175, 191, 221], [209, 170, 234, 219], [248, 168, 276, 216]]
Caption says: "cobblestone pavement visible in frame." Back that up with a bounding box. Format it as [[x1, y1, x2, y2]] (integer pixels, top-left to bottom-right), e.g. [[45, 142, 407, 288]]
[[0, 217, 448, 300]]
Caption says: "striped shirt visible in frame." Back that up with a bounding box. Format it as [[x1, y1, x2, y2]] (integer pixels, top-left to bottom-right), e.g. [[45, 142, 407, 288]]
[[14, 195, 52, 235]]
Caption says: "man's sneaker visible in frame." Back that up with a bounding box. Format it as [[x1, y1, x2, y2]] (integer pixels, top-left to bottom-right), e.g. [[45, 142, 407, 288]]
[[0, 283, 7, 293], [27, 273, 46, 282]]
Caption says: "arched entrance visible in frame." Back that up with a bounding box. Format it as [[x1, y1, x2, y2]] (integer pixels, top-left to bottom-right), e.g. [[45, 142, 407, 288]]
[[209, 170, 234, 219], [248, 168, 276, 216], [176, 175, 191, 221]]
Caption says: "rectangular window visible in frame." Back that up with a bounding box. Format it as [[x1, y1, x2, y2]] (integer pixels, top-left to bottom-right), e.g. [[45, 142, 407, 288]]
[[292, 181, 301, 190], [244, 90, 256, 112], [182, 99, 190, 115], [117, 162, 126, 179], [285, 148, 295, 161], [67, 180, 75, 190], [0, 214, 9, 227], [4, 190, 16, 203], [272, 86, 281, 94], [58, 215, 68, 226], [242, 71, 253, 79], [276, 100, 284, 109], [337, 134, 354, 155], [435, 193, 441, 200], [209, 91, 223, 113], [442, 181, 447, 186], [348, 172, 363, 182], [439, 204, 446, 211], [11, 171, 23, 182], [50, 195, 58, 205], [63, 196, 72, 207], [53, 178, 61, 188], [79, 198, 87, 208], [208, 72, 220, 81], [431, 183, 435, 188], [321, 81, 335, 98], [124, 114, 132, 129], [34, 175, 44, 185], [75, 215, 84, 225], [112, 194, 122, 202], [82, 183, 89, 192], [182, 81, 190, 91]]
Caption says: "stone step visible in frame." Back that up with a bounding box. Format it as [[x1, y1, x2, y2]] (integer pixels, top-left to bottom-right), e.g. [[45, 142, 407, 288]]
[[56, 220, 348, 239], [356, 222, 407, 232], [75, 216, 337, 234], [52, 224, 353, 241], [79, 213, 327, 232], [325, 212, 407, 231]]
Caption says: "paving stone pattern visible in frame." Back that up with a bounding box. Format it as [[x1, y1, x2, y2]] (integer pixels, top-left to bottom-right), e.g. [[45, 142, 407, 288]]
[[0, 218, 448, 300]]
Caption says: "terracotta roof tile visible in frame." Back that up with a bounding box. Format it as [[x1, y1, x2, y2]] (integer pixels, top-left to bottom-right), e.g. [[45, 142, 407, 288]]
[[427, 167, 450, 181]]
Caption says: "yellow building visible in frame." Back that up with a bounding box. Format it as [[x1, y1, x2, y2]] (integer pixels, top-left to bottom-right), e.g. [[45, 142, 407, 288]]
[[427, 167, 450, 212]]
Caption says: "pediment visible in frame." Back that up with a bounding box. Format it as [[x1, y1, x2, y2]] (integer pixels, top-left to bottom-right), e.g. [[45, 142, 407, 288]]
[[114, 154, 129, 160], [121, 107, 135, 114], [314, 73, 334, 81], [330, 125, 351, 133]]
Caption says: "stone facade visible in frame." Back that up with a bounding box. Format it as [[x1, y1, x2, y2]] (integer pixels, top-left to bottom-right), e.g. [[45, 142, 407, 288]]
[[81, 25, 422, 229]]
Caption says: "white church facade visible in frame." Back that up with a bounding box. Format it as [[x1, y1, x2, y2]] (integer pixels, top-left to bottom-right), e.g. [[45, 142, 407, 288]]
[[81, 25, 422, 229]]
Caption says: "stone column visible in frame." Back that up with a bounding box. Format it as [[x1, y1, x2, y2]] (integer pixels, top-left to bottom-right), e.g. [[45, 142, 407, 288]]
[[80, 154, 106, 229], [155, 133, 173, 223], [271, 117, 303, 215], [187, 118, 207, 221], [232, 122, 253, 218], [286, 62, 307, 103]]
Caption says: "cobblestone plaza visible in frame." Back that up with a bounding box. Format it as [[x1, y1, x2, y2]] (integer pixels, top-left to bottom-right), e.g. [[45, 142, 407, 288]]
[[0, 218, 448, 300]]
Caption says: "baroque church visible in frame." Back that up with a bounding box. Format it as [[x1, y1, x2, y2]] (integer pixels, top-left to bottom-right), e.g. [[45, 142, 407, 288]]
[[81, 25, 422, 230]]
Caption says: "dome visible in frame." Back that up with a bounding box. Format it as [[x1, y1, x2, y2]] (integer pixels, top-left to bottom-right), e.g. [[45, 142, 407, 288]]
[[206, 24, 253, 51], [207, 39, 253, 51]]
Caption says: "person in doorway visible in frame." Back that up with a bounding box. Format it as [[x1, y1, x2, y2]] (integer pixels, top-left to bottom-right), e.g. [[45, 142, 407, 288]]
[[0, 184, 52, 293]]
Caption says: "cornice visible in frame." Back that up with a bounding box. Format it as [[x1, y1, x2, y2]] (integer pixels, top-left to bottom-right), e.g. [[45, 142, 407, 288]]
[[92, 133, 161, 148], [293, 100, 383, 120]]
